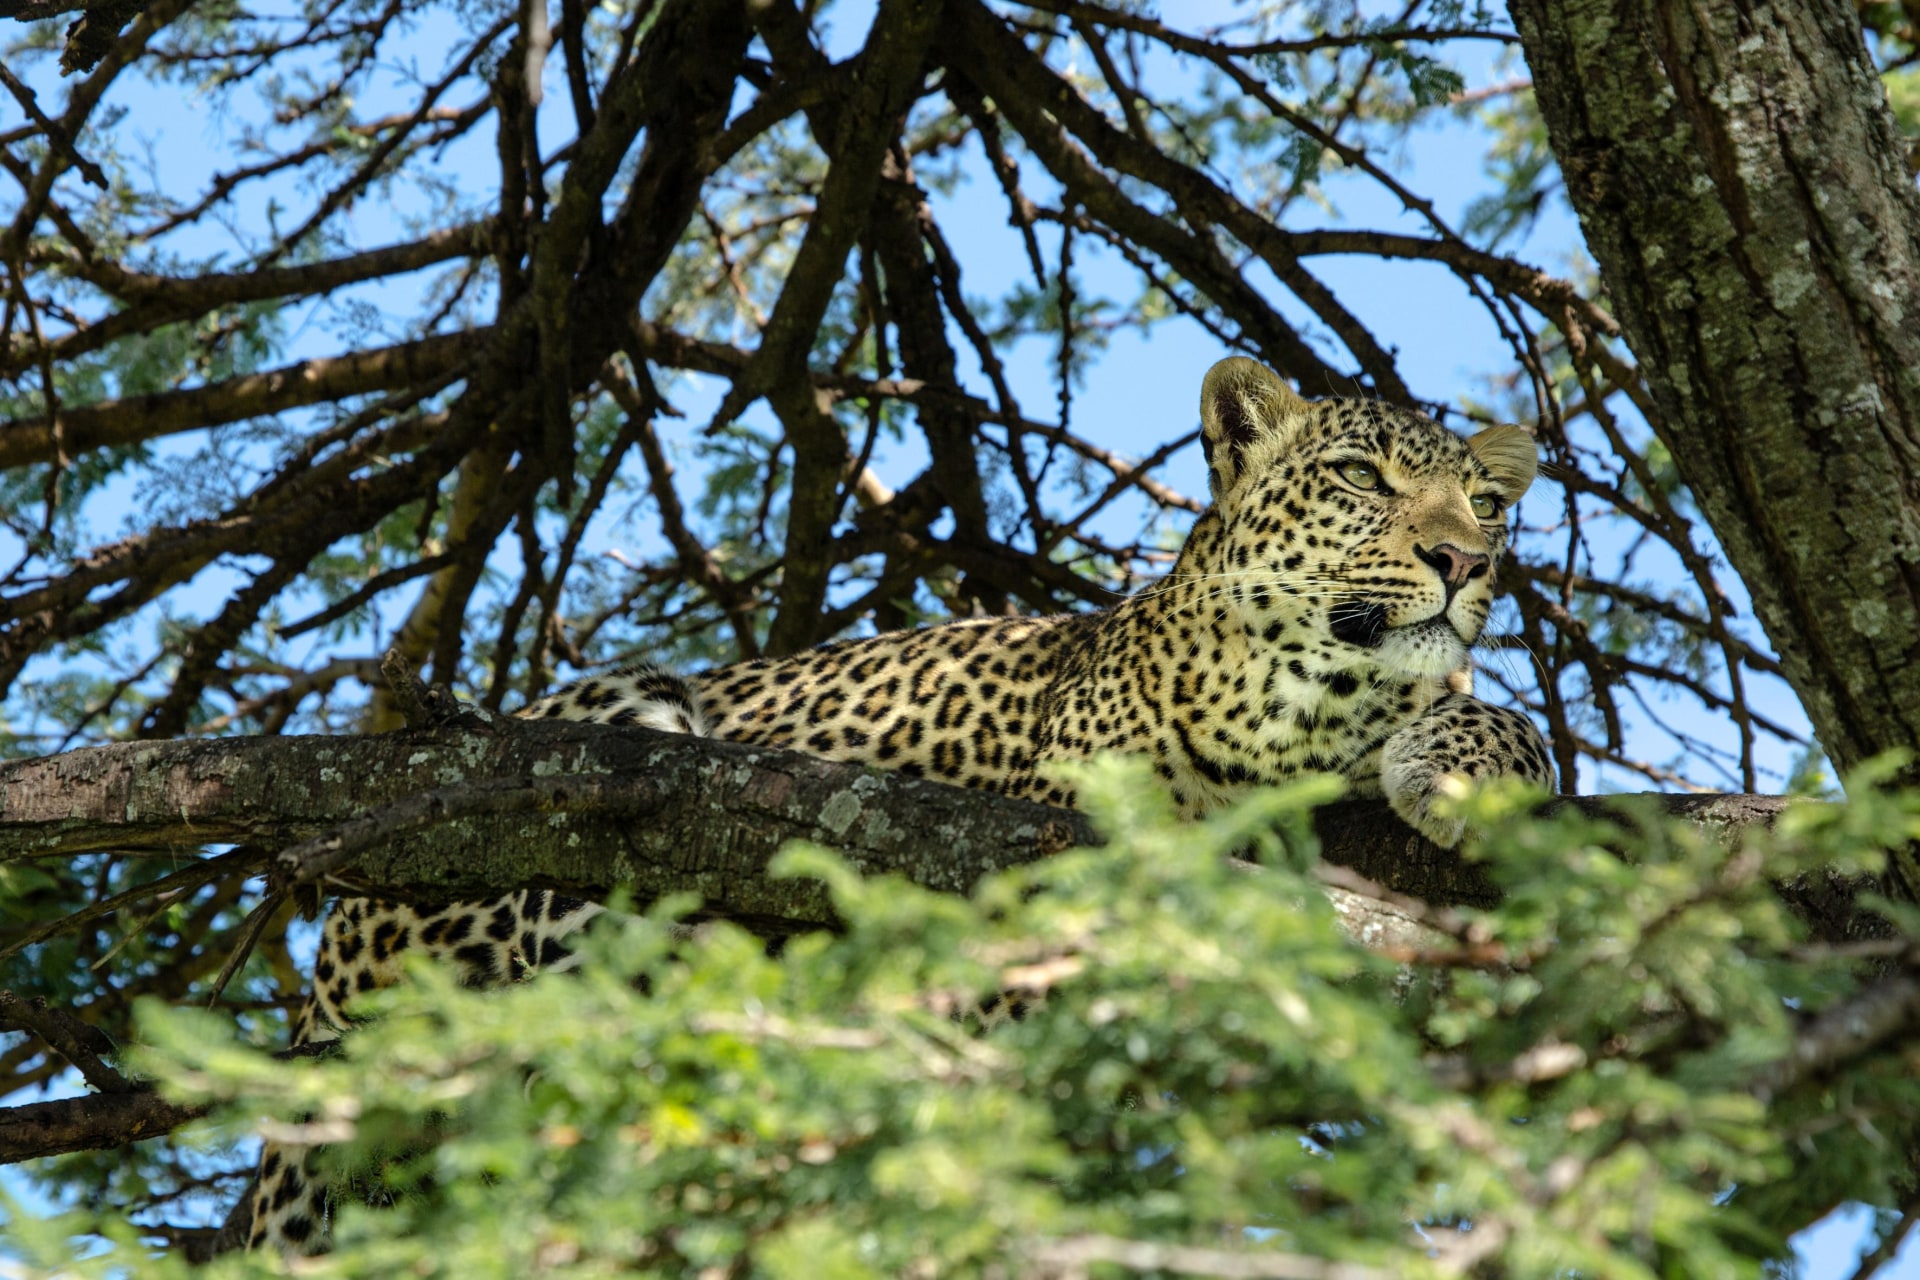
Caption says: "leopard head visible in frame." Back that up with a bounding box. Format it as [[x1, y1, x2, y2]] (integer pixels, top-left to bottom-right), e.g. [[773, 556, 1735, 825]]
[[1196, 356, 1537, 679]]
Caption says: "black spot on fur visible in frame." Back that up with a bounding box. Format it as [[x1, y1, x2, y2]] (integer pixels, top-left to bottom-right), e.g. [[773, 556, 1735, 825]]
[[1328, 601, 1389, 648]]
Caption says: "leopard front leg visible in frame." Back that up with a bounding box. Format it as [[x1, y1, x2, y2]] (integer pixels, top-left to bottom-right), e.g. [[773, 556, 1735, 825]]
[[1378, 693, 1553, 848], [247, 890, 602, 1254]]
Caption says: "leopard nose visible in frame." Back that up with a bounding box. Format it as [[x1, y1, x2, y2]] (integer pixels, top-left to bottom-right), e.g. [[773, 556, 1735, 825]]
[[1413, 542, 1490, 589]]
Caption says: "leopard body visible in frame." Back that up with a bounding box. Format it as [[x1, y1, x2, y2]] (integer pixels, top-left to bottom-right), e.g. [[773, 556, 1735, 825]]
[[247, 357, 1553, 1250]]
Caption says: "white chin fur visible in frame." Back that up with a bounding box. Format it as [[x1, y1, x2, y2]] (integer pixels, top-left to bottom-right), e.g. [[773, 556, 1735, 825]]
[[1375, 623, 1468, 678]]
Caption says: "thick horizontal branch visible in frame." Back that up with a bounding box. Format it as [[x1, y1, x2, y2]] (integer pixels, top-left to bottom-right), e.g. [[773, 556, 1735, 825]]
[[0, 330, 482, 469], [0, 723, 1847, 941], [0, 723, 1085, 928]]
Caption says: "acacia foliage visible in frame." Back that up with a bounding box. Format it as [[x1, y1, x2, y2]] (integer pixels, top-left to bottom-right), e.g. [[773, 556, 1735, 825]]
[[7, 761, 1919, 1276]]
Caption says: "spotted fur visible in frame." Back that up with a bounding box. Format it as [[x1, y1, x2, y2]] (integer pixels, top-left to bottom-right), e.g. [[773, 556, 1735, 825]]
[[247, 357, 1553, 1251]]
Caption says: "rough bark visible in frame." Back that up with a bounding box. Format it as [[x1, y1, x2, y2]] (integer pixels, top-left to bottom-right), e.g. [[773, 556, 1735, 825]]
[[0, 725, 1867, 941], [1507, 3, 1920, 782], [0, 723, 1085, 932]]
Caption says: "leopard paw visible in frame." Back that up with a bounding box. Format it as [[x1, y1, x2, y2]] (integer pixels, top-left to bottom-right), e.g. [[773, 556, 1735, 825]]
[[1378, 695, 1554, 848], [1379, 754, 1471, 848]]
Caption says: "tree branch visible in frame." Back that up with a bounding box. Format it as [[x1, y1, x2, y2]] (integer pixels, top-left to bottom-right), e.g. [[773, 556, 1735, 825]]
[[1027, 1234, 1392, 1280], [727, 0, 943, 654], [0, 726, 1852, 941], [944, 5, 1349, 397], [0, 0, 149, 73], [0, 330, 483, 469], [0, 988, 127, 1093], [0, 222, 492, 382], [0, 725, 1086, 927], [605, 360, 764, 658], [0, 1087, 208, 1164], [1752, 970, 1920, 1103]]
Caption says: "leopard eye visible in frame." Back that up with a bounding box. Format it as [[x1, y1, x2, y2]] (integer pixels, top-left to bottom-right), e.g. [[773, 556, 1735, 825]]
[[1470, 493, 1504, 521], [1337, 461, 1381, 491]]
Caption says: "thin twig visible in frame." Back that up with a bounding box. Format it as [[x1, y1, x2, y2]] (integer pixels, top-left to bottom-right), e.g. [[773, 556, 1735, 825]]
[[0, 61, 108, 188], [203, 890, 290, 1009]]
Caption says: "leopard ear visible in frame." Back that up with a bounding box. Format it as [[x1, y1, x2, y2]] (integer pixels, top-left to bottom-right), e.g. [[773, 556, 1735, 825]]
[[1199, 357, 1308, 498], [1466, 423, 1539, 498]]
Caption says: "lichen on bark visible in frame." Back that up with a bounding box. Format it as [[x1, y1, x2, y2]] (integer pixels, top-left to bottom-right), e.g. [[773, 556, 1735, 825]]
[[1508, 0, 1920, 798]]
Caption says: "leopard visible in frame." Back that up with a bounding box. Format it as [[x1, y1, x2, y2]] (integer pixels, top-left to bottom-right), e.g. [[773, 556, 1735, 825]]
[[245, 355, 1553, 1252]]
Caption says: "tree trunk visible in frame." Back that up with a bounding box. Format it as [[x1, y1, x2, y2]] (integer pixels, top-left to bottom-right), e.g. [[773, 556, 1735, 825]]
[[1508, 1, 1920, 779]]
